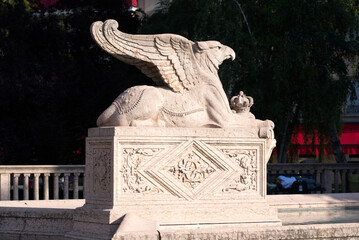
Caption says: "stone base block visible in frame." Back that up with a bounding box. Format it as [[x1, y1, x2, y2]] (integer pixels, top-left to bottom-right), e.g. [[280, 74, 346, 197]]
[[69, 127, 279, 239]]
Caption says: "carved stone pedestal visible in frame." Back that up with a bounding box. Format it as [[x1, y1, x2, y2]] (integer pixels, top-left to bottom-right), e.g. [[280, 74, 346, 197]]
[[68, 127, 280, 239]]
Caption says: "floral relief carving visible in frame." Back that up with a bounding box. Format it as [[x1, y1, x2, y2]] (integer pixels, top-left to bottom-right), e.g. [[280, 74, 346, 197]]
[[93, 148, 111, 193], [169, 152, 215, 189], [221, 150, 257, 192], [121, 148, 162, 193]]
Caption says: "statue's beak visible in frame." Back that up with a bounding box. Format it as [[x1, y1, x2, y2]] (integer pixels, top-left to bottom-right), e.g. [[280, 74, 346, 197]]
[[224, 46, 235, 61], [221, 47, 236, 63], [230, 51, 236, 61]]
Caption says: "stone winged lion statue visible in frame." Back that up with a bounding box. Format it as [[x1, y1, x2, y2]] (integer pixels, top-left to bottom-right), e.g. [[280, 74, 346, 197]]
[[91, 19, 274, 138]]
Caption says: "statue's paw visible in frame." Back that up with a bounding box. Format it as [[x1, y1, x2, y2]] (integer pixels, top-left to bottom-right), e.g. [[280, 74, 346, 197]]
[[258, 119, 274, 129], [258, 120, 275, 139]]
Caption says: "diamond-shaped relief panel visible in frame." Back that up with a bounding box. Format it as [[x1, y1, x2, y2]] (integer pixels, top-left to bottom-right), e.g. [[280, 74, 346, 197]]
[[168, 148, 216, 190], [139, 140, 238, 200]]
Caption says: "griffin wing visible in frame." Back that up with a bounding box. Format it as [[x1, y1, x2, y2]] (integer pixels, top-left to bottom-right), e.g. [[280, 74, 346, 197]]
[[91, 19, 200, 92]]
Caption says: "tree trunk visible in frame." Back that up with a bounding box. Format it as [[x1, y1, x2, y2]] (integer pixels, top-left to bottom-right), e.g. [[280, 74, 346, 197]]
[[328, 120, 347, 163], [278, 138, 290, 163], [278, 105, 297, 163]]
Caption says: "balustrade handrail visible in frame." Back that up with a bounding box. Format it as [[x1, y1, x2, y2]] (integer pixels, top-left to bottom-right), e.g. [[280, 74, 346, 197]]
[[0, 165, 85, 174], [268, 163, 359, 170]]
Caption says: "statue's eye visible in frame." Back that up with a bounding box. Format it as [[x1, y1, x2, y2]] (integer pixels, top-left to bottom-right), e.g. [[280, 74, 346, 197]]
[[218, 46, 222, 50]]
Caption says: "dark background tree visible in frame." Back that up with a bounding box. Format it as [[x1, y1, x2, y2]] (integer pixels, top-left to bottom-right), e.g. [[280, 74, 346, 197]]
[[0, 0, 150, 164], [142, 0, 359, 163], [1, 0, 358, 165]]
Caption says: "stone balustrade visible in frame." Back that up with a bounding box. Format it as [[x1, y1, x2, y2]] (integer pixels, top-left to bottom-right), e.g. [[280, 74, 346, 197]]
[[1, 163, 358, 200], [268, 163, 359, 193], [0, 165, 85, 200]]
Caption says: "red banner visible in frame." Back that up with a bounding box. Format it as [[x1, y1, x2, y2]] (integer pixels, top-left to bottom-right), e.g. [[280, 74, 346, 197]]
[[290, 123, 359, 155], [125, 0, 138, 7]]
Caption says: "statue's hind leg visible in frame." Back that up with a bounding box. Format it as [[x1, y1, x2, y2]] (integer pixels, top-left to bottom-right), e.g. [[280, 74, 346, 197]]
[[96, 86, 163, 127], [96, 105, 129, 126], [128, 88, 166, 126]]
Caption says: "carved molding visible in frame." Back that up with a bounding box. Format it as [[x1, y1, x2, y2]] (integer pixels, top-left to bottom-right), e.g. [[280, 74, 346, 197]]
[[121, 148, 162, 193], [92, 148, 112, 193], [221, 150, 258, 193]]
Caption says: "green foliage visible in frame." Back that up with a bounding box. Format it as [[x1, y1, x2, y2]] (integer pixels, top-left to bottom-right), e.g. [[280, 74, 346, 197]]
[[1, 0, 358, 164], [142, 0, 359, 161], [0, 0, 147, 164]]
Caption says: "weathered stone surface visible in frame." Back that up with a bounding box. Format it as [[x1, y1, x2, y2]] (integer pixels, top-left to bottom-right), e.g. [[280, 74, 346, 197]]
[[0, 206, 74, 240], [159, 223, 359, 240], [67, 126, 280, 239], [90, 20, 274, 139]]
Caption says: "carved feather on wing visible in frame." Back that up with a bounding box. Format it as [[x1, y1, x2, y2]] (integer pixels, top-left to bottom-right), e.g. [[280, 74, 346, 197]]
[[90, 19, 200, 92]]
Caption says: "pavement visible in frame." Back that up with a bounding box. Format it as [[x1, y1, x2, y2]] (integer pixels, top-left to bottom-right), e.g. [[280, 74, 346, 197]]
[[267, 192, 359, 208]]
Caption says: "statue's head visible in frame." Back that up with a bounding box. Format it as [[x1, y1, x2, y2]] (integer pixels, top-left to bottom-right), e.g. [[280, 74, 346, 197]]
[[193, 41, 235, 71]]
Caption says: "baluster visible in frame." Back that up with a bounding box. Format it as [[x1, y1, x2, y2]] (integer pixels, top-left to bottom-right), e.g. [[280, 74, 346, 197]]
[[23, 173, 30, 200], [0, 173, 11, 200], [334, 169, 339, 193], [308, 169, 313, 180], [44, 173, 50, 200], [314, 169, 320, 193], [323, 169, 333, 193], [34, 173, 40, 200], [320, 169, 323, 185], [53, 173, 59, 200], [64, 173, 69, 199], [74, 173, 79, 199], [12, 174, 20, 200], [307, 169, 315, 193], [315, 170, 321, 186], [350, 169, 358, 193], [341, 170, 347, 193], [83, 173, 85, 198]]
